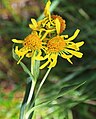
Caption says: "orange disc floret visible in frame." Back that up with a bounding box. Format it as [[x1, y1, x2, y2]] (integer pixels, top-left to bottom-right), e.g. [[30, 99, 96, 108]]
[[47, 36, 66, 53], [51, 15, 66, 33], [23, 34, 42, 50]]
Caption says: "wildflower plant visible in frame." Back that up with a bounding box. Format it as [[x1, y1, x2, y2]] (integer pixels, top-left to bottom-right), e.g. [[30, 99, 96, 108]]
[[12, 0, 84, 118]]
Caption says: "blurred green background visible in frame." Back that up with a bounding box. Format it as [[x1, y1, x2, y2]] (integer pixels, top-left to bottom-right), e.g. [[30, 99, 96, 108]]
[[0, 0, 96, 119]]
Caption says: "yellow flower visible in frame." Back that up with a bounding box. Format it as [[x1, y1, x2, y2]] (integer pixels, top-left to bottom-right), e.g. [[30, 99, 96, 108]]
[[36, 29, 84, 69], [12, 32, 45, 64], [29, 0, 66, 36], [43, 0, 66, 35], [12, 0, 84, 69]]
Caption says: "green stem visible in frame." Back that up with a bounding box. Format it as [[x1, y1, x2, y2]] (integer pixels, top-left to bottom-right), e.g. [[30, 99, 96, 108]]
[[19, 55, 35, 119], [19, 78, 32, 119], [35, 68, 51, 98], [26, 57, 36, 105], [25, 68, 51, 119], [26, 80, 35, 105]]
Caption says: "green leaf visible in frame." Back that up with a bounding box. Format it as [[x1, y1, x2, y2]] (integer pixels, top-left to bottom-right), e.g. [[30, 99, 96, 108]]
[[12, 46, 34, 80], [20, 77, 32, 119], [58, 82, 86, 98]]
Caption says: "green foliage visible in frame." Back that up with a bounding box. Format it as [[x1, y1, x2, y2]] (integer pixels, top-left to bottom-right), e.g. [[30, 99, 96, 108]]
[[0, 0, 96, 119]]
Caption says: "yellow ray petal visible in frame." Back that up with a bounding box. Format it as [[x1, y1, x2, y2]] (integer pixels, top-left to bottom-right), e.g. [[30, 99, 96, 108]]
[[48, 54, 58, 68], [48, 59, 57, 68], [65, 49, 83, 58], [44, 0, 51, 17], [61, 35, 68, 38], [61, 53, 72, 59], [15, 46, 21, 57], [12, 39, 24, 43], [15, 46, 25, 64], [61, 53, 73, 64], [67, 41, 84, 51], [31, 18, 38, 27], [26, 52, 33, 58], [67, 29, 80, 41], [17, 56, 24, 64], [51, 53, 58, 59], [67, 58, 73, 64], [29, 24, 34, 29], [55, 18, 60, 35], [15, 46, 28, 57], [41, 31, 48, 40], [40, 60, 50, 69], [67, 42, 79, 51], [36, 54, 49, 61], [76, 41, 84, 47]]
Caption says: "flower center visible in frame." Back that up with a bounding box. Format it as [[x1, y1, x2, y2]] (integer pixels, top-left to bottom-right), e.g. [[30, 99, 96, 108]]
[[23, 34, 42, 50], [47, 36, 66, 53], [51, 15, 66, 33]]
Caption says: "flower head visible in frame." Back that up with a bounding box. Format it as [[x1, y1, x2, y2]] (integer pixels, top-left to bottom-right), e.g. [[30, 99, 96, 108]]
[[12, 32, 44, 64], [29, 0, 66, 36], [47, 35, 66, 53], [12, 0, 84, 69], [36, 29, 84, 69]]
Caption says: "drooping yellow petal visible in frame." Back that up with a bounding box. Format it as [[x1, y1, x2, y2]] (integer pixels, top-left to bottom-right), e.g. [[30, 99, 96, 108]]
[[15, 46, 28, 64], [35, 50, 46, 60], [65, 49, 83, 58], [55, 18, 60, 35], [17, 56, 24, 64], [67, 58, 73, 64], [12, 39, 24, 43], [61, 53, 73, 64], [61, 53, 72, 59], [67, 29, 80, 41], [40, 60, 50, 69], [36, 54, 49, 61], [15, 46, 29, 58], [15, 46, 22, 57], [48, 54, 58, 68], [26, 52, 33, 58]]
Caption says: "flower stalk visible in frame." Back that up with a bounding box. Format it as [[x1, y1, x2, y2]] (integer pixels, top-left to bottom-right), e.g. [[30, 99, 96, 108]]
[[35, 68, 51, 99]]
